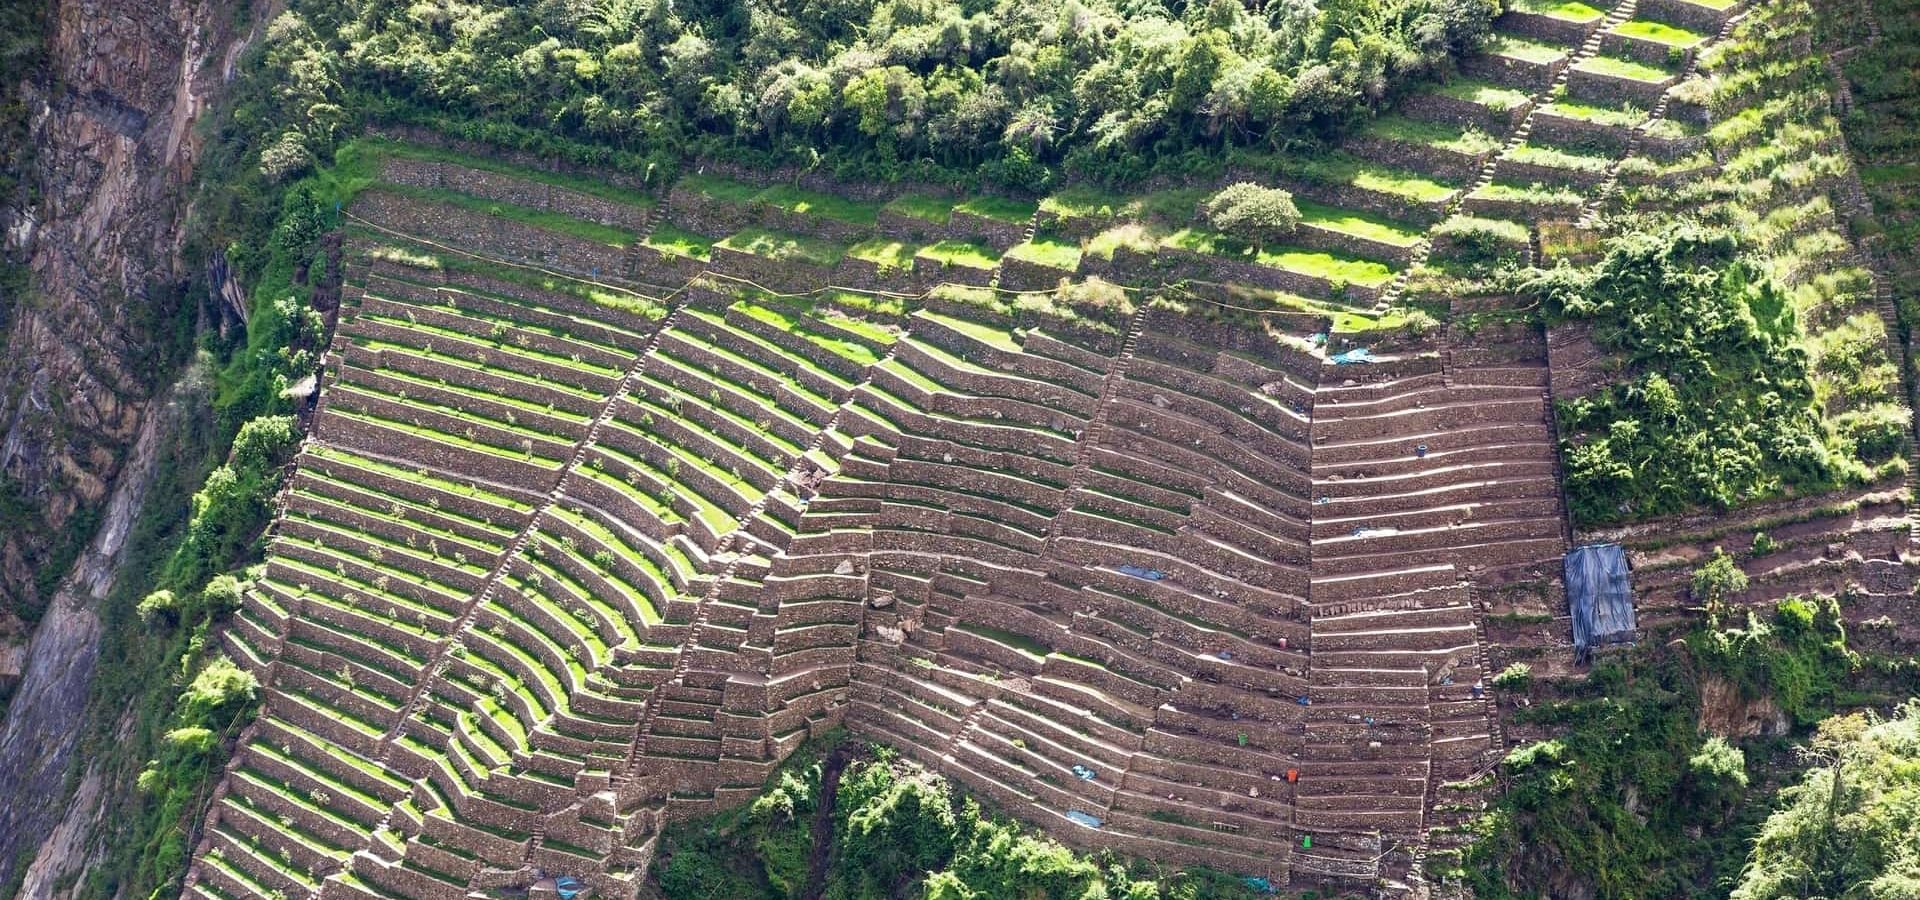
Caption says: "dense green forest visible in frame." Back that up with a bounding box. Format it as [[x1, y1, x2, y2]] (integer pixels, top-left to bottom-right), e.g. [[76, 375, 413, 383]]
[[247, 0, 1496, 187], [12, 0, 1915, 893], [654, 738, 1275, 900]]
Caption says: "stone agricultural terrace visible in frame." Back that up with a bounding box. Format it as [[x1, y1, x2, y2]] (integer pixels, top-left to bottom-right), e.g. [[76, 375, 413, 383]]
[[181, 0, 1918, 895]]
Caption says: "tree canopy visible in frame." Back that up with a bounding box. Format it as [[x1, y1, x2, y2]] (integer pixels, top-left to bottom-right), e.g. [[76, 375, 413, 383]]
[[1732, 704, 1920, 900], [1529, 225, 1846, 526], [1203, 181, 1301, 246], [245, 0, 1499, 187]]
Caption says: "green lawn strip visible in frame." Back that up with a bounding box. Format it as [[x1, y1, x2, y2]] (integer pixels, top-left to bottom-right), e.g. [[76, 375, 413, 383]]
[[1430, 77, 1534, 112], [1505, 141, 1615, 173], [1506, 0, 1605, 21], [471, 622, 577, 715], [820, 313, 898, 346], [1362, 115, 1502, 156], [284, 623, 424, 687], [1038, 185, 1128, 222], [289, 486, 508, 554], [637, 370, 808, 459], [210, 828, 323, 886], [246, 742, 392, 814], [878, 357, 949, 394], [916, 239, 1002, 270], [202, 851, 288, 896], [666, 311, 840, 412], [675, 173, 764, 204], [476, 697, 530, 747], [677, 306, 855, 395], [1611, 18, 1708, 46], [1161, 228, 1396, 287], [735, 300, 884, 366], [357, 362, 595, 427], [752, 182, 882, 225], [458, 649, 549, 721], [332, 380, 572, 459], [847, 236, 919, 271], [271, 548, 464, 621], [357, 288, 636, 362], [592, 427, 744, 534], [527, 538, 643, 644], [372, 265, 659, 343], [508, 557, 615, 660], [644, 352, 818, 443], [1574, 53, 1678, 81], [262, 576, 435, 644], [571, 463, 683, 535], [351, 337, 605, 405], [956, 194, 1039, 224], [1487, 33, 1571, 64], [371, 184, 637, 247], [867, 379, 1078, 443], [367, 137, 658, 210], [1293, 199, 1425, 247], [895, 334, 1099, 412], [1469, 180, 1585, 205], [306, 443, 535, 514], [1276, 152, 1460, 202], [1083, 223, 1163, 261], [715, 226, 850, 268], [882, 193, 957, 224], [357, 310, 624, 378], [629, 385, 792, 474], [282, 686, 387, 740], [229, 771, 369, 845], [913, 309, 1023, 352], [324, 405, 567, 468], [284, 511, 488, 579], [394, 237, 665, 321], [643, 417, 781, 491], [950, 623, 1051, 659], [643, 223, 714, 260], [541, 509, 671, 623], [1539, 99, 1646, 126], [1003, 235, 1083, 270]]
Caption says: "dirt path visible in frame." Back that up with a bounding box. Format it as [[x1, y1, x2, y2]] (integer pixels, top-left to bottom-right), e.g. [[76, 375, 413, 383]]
[[800, 745, 856, 900]]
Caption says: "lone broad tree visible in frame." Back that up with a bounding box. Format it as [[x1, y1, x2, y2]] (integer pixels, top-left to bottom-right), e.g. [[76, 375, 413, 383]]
[[1204, 182, 1301, 248]]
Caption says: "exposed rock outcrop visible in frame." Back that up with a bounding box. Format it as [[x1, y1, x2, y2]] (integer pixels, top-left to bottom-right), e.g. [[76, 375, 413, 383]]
[[0, 0, 252, 887]]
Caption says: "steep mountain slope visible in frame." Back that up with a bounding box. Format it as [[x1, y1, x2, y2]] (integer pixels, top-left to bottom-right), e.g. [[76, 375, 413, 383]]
[[0, 0, 257, 889]]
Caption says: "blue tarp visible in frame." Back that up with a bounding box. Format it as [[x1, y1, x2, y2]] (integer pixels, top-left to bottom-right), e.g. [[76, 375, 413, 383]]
[[1566, 543, 1635, 651], [1245, 877, 1277, 894], [1117, 565, 1166, 581], [556, 876, 584, 900], [1330, 348, 1375, 365], [1066, 810, 1103, 828]]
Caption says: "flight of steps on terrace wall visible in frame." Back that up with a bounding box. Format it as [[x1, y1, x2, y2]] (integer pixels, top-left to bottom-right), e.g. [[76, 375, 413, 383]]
[[1298, 333, 1566, 896], [189, 107, 1618, 895], [188, 240, 903, 899], [833, 305, 1323, 879]]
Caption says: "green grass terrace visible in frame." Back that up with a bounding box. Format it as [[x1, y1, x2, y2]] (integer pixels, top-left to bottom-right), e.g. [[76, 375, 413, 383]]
[[1505, 0, 1606, 22], [715, 227, 850, 268], [1160, 228, 1397, 290]]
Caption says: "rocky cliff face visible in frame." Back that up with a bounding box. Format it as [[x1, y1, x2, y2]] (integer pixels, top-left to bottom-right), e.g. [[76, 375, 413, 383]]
[[0, 0, 252, 889], [0, 0, 241, 636]]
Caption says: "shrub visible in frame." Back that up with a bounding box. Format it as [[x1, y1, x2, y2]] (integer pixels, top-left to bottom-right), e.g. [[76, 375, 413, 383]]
[[1534, 224, 1836, 525], [1492, 662, 1533, 691], [136, 590, 179, 625], [1692, 548, 1749, 617], [1203, 182, 1301, 248], [1687, 735, 1748, 791]]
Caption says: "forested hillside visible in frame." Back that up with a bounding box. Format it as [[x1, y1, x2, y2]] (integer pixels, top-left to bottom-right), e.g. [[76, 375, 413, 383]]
[[240, 0, 1496, 186], [1, 0, 1917, 896]]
